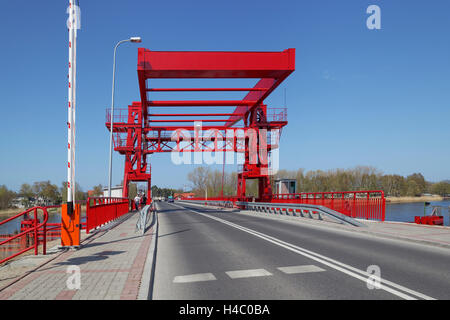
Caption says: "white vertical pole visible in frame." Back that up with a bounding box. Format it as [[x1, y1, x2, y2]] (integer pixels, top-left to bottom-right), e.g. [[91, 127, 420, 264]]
[[108, 47, 117, 199], [72, 17, 77, 205], [67, 0, 76, 211]]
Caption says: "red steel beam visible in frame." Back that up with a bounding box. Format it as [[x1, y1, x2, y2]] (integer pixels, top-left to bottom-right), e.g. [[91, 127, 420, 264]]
[[147, 105, 239, 108], [149, 119, 228, 123], [147, 100, 257, 107], [149, 113, 243, 117], [147, 88, 269, 92], [144, 126, 236, 131], [225, 77, 291, 127], [138, 49, 295, 79]]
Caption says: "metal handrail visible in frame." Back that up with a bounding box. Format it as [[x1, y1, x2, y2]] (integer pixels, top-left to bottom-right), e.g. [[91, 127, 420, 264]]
[[272, 190, 385, 221], [106, 108, 129, 123], [267, 107, 287, 122], [0, 207, 48, 265], [273, 190, 385, 198]]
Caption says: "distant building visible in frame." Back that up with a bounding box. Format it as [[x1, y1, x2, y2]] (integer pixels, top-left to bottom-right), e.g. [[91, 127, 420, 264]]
[[13, 196, 55, 208], [102, 186, 123, 198], [275, 179, 297, 194], [11, 197, 26, 209]]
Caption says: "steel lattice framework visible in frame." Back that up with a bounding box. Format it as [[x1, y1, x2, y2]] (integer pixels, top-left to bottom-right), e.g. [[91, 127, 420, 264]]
[[106, 48, 295, 202]]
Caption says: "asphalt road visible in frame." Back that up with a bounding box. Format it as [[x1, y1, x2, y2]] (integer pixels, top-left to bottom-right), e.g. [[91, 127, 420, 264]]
[[152, 201, 450, 300]]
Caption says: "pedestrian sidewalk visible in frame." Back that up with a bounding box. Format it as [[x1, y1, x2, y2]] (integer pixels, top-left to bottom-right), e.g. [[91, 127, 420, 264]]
[[355, 219, 450, 248], [0, 208, 157, 300]]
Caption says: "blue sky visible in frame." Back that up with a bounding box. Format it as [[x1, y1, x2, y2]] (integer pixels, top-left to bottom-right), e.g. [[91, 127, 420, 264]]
[[0, 0, 449, 192]]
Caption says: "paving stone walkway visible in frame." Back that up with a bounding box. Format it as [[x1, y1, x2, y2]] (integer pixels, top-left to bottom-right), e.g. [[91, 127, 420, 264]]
[[0, 210, 155, 300]]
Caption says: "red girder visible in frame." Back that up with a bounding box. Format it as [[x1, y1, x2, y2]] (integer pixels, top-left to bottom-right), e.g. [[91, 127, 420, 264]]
[[147, 88, 269, 92], [149, 119, 231, 123], [138, 49, 295, 78], [149, 113, 242, 117], [147, 100, 257, 107]]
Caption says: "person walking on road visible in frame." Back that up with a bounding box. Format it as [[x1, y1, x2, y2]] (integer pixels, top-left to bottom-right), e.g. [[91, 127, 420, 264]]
[[141, 194, 147, 207], [134, 194, 141, 211]]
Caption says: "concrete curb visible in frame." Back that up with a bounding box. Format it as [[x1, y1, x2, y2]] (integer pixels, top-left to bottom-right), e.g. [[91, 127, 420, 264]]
[[137, 204, 159, 300]]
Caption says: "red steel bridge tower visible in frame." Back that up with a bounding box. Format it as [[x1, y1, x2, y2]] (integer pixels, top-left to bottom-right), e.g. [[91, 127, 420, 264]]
[[106, 48, 295, 202]]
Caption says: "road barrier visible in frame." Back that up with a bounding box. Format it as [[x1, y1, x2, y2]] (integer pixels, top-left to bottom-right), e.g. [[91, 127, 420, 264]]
[[176, 198, 365, 226], [239, 202, 367, 227], [181, 191, 385, 222], [85, 197, 130, 234]]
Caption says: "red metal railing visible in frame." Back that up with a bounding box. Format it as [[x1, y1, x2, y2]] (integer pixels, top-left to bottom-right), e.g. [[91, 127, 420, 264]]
[[0, 207, 48, 265], [106, 108, 129, 124], [267, 107, 287, 122], [85, 197, 130, 234], [271, 190, 386, 221], [40, 205, 63, 241], [182, 191, 385, 221]]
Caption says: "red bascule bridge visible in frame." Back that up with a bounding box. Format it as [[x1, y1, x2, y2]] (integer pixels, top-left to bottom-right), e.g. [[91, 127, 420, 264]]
[[0, 47, 387, 264], [106, 48, 296, 202]]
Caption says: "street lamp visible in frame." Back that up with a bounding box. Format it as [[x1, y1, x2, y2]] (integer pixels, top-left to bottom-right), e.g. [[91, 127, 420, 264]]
[[108, 37, 142, 198]]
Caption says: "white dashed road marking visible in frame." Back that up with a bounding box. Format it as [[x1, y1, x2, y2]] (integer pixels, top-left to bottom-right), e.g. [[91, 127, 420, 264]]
[[173, 273, 217, 283], [226, 269, 272, 279], [278, 265, 326, 274]]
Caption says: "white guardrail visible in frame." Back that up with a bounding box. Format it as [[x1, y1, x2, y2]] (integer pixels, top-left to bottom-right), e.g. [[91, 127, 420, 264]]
[[177, 200, 366, 227], [237, 202, 367, 227]]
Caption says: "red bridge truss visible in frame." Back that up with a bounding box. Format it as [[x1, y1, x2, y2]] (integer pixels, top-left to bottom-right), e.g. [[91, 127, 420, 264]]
[[106, 48, 295, 202]]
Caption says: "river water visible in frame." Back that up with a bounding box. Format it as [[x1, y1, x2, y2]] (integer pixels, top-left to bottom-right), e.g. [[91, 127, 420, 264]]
[[0, 210, 86, 235], [386, 200, 450, 226]]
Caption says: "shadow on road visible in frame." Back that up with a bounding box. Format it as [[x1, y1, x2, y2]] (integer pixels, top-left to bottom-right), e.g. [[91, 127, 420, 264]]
[[158, 229, 190, 238]]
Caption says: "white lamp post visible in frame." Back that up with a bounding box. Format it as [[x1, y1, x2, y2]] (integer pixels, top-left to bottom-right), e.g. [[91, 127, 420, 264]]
[[108, 37, 142, 198]]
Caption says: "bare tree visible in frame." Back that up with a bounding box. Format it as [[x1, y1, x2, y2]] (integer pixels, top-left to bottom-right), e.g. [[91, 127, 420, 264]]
[[187, 167, 211, 196]]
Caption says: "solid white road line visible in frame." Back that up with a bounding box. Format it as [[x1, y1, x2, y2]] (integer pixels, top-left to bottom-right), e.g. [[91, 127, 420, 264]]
[[173, 273, 217, 283], [171, 203, 436, 300], [226, 269, 272, 279], [278, 265, 326, 274]]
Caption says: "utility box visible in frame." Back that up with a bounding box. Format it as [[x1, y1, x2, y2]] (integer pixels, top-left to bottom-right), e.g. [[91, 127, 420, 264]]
[[61, 203, 81, 247], [275, 179, 297, 194], [102, 186, 123, 198]]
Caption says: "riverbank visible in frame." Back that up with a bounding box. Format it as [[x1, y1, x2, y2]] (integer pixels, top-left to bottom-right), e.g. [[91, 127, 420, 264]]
[[0, 209, 22, 218], [386, 195, 443, 203], [0, 205, 86, 218]]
